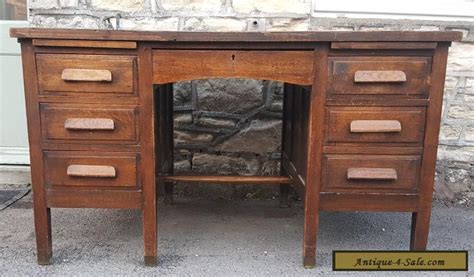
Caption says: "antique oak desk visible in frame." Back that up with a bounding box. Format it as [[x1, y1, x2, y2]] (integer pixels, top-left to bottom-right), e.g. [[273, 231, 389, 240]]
[[10, 28, 461, 267]]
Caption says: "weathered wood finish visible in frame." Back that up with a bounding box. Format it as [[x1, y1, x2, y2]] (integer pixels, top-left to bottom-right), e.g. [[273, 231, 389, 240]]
[[64, 118, 115, 131], [66, 165, 117, 178], [303, 46, 328, 268], [20, 40, 53, 266], [46, 188, 142, 209], [11, 28, 459, 268], [138, 44, 157, 266], [40, 104, 139, 144], [36, 54, 137, 95], [326, 107, 426, 144], [33, 39, 137, 49], [347, 167, 398, 181], [61, 68, 113, 82], [331, 42, 438, 50], [322, 154, 421, 193], [11, 28, 461, 42], [328, 56, 431, 97], [152, 50, 314, 85], [411, 43, 451, 251], [44, 151, 139, 188], [319, 193, 419, 212], [354, 70, 407, 83], [350, 120, 402, 133]]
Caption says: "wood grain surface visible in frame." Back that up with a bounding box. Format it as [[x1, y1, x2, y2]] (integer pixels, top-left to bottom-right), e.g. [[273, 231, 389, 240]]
[[11, 28, 457, 267]]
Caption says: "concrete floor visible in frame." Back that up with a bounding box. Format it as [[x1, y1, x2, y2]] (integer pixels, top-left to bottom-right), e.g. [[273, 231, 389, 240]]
[[1, 192, 473, 276]]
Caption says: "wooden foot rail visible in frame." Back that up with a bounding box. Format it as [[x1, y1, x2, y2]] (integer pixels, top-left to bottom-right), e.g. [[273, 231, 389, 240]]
[[162, 175, 291, 184]]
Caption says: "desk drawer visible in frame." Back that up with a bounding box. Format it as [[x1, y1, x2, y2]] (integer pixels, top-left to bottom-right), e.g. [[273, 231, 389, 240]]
[[326, 107, 426, 144], [36, 54, 136, 95], [40, 104, 139, 144], [328, 56, 431, 98], [322, 154, 421, 193], [44, 151, 140, 188]]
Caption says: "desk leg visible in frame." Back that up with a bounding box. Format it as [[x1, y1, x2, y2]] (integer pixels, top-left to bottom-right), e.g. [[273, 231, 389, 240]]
[[410, 44, 449, 252], [30, 137, 52, 266], [303, 196, 319, 268], [139, 45, 157, 266], [143, 204, 157, 266], [410, 208, 431, 250], [21, 41, 53, 266], [280, 84, 290, 209], [302, 87, 320, 268], [34, 205, 52, 265], [303, 46, 328, 268]]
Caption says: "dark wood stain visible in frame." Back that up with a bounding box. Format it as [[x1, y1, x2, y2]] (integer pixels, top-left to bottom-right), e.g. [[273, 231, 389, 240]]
[[10, 28, 459, 268]]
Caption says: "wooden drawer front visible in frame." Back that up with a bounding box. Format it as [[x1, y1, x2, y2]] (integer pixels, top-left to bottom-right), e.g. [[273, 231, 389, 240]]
[[328, 56, 431, 97], [44, 151, 140, 188], [40, 104, 139, 143], [36, 54, 136, 95], [326, 107, 426, 144], [153, 50, 314, 85], [322, 154, 421, 193]]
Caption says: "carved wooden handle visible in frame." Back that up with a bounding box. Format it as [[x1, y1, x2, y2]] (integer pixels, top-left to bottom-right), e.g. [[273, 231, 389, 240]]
[[347, 168, 397, 181], [64, 118, 115, 131], [354, 70, 406, 83], [67, 165, 116, 178], [61, 68, 112, 82], [350, 120, 401, 133]]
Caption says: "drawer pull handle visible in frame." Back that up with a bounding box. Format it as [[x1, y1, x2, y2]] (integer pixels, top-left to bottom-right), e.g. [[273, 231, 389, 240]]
[[350, 120, 401, 133], [67, 165, 116, 178], [61, 68, 112, 82], [354, 70, 406, 83], [347, 168, 398, 181], [64, 118, 115, 131]]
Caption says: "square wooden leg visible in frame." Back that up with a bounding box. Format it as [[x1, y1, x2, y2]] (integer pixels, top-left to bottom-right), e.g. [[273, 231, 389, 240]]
[[302, 46, 328, 268], [143, 201, 157, 266], [144, 255, 157, 266], [410, 209, 431, 250], [302, 206, 318, 268], [34, 206, 52, 265]]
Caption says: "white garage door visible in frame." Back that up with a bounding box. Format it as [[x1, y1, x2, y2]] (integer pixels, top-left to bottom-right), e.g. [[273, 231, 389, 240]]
[[0, 1, 29, 164]]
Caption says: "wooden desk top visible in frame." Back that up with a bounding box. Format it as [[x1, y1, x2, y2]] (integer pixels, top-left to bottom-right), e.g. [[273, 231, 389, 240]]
[[10, 28, 462, 42]]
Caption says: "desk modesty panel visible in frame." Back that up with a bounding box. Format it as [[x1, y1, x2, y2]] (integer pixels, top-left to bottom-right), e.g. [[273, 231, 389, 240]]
[[10, 28, 462, 268]]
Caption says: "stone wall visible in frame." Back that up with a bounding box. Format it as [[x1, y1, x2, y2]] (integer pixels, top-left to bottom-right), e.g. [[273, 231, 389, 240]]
[[27, 0, 474, 201], [171, 79, 284, 199]]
